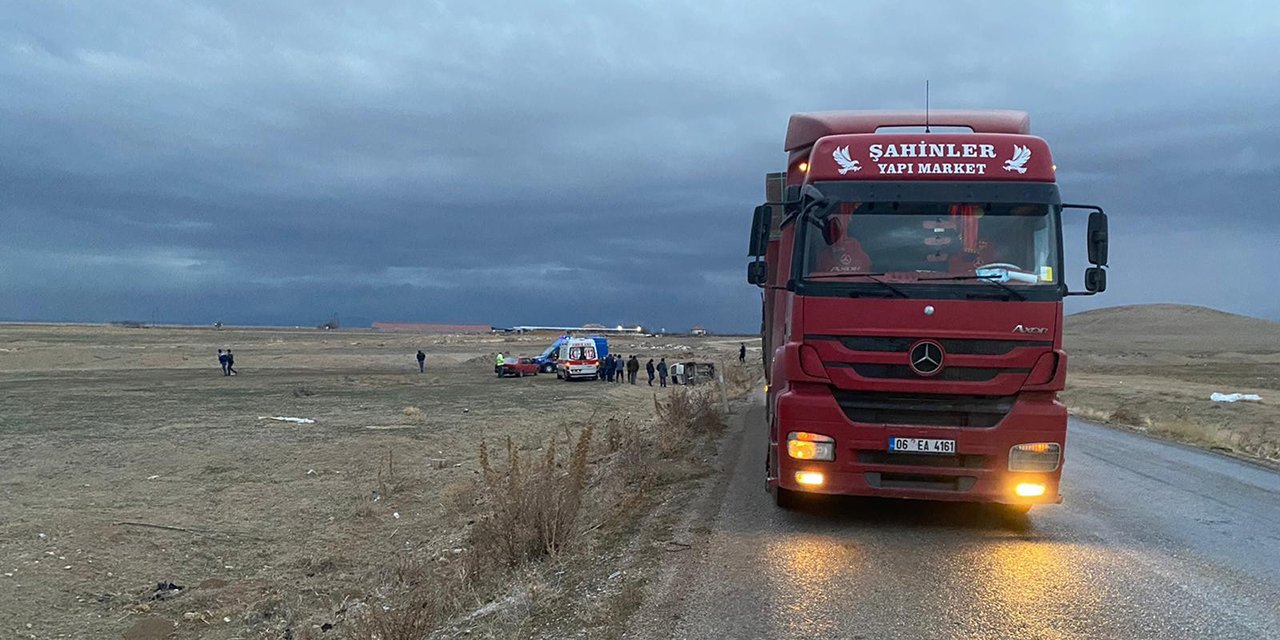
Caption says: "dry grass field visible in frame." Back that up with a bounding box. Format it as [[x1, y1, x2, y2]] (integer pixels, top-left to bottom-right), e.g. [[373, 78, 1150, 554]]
[[0, 325, 754, 639], [4, 304, 1275, 638], [1063, 304, 1280, 464]]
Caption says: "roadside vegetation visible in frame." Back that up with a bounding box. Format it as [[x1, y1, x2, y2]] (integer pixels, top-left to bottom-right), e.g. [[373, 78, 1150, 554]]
[[346, 381, 743, 639]]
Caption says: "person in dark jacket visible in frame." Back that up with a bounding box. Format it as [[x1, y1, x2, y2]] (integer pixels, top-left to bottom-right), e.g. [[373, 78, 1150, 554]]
[[218, 349, 228, 376], [739, 342, 747, 364], [656, 357, 668, 387], [646, 358, 656, 386], [416, 350, 426, 373], [225, 349, 238, 376], [604, 355, 615, 382], [627, 355, 640, 384]]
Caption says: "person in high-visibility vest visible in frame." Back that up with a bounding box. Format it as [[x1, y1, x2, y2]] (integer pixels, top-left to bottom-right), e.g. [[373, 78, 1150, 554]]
[[495, 352, 505, 377]]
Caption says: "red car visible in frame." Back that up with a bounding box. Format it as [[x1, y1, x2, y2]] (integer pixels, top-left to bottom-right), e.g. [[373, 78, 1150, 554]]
[[500, 356, 540, 377]]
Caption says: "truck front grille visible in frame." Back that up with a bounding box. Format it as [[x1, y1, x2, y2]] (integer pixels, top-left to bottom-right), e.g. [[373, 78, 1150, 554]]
[[809, 334, 1051, 355], [866, 472, 977, 492], [832, 390, 1014, 428], [842, 363, 1028, 382], [856, 451, 988, 469]]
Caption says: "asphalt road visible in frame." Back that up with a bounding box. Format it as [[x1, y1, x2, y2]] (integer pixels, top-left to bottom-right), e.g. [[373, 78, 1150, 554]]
[[629, 401, 1280, 640]]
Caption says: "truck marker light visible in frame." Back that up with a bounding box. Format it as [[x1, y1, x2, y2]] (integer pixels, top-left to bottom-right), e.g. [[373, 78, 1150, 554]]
[[797, 161, 809, 173], [1015, 482, 1046, 498], [795, 471, 824, 486], [787, 432, 835, 460]]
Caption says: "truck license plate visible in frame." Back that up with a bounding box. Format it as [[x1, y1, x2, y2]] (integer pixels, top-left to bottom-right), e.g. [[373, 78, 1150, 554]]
[[888, 437, 956, 454]]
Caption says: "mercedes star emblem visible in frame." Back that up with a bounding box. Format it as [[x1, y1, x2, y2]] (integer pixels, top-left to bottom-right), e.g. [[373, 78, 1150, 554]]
[[908, 340, 945, 377]]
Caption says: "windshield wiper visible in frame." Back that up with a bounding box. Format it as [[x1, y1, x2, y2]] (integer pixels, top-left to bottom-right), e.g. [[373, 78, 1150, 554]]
[[920, 274, 1026, 301], [855, 274, 909, 298], [808, 271, 911, 298]]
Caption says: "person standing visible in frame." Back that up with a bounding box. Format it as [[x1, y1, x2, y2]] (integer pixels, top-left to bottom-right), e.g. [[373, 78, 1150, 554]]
[[627, 355, 640, 384], [656, 357, 668, 388], [226, 349, 237, 376], [739, 342, 747, 364], [416, 350, 426, 373], [646, 358, 655, 386], [615, 356, 625, 384], [217, 349, 229, 376], [604, 355, 615, 382], [495, 351, 505, 377]]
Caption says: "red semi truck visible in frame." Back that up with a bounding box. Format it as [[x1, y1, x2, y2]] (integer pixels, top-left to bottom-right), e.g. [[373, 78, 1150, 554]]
[[746, 110, 1109, 512]]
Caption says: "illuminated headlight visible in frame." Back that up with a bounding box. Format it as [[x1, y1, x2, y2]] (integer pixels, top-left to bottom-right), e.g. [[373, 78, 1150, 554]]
[[787, 432, 835, 461], [795, 471, 824, 486], [1009, 442, 1061, 472]]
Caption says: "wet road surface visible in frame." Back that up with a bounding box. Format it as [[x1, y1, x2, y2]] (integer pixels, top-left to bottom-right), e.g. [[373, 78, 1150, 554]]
[[630, 402, 1280, 639]]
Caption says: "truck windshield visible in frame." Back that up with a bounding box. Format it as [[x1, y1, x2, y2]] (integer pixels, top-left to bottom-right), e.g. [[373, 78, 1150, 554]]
[[801, 202, 1061, 290]]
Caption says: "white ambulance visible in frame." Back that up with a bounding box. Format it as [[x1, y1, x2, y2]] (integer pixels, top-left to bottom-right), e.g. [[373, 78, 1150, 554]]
[[555, 337, 600, 381]]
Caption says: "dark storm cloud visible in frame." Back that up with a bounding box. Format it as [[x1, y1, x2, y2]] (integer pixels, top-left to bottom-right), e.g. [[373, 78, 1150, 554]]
[[2, 1, 1278, 330]]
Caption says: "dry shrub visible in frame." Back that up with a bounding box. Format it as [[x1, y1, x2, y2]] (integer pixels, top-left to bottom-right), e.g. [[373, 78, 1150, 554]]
[[469, 426, 593, 574], [653, 388, 725, 458], [346, 559, 472, 640], [1108, 404, 1149, 427], [402, 406, 422, 417], [723, 361, 764, 397], [603, 415, 656, 491], [292, 385, 316, 397], [1150, 419, 1230, 449], [1069, 405, 1113, 424]]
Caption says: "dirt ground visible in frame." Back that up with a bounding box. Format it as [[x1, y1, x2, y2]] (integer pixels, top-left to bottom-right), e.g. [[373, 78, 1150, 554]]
[[0, 325, 749, 639], [5, 303, 1275, 638], [1063, 304, 1280, 464]]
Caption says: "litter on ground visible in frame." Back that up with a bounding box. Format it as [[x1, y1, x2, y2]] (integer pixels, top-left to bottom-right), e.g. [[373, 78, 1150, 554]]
[[257, 416, 316, 424], [1210, 393, 1262, 403]]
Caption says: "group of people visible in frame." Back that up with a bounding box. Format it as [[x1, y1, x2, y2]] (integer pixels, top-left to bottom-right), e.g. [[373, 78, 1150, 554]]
[[216, 349, 238, 376], [599, 354, 670, 387]]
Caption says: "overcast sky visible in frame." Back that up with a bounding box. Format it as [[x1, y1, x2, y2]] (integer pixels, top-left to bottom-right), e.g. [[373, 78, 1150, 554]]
[[2, 1, 1278, 331]]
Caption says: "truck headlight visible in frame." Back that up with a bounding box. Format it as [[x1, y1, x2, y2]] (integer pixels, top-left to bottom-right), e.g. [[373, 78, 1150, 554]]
[[787, 432, 835, 461], [1009, 442, 1061, 472]]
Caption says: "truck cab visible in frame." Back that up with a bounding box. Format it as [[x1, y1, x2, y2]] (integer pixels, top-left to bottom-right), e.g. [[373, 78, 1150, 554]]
[[747, 110, 1110, 511]]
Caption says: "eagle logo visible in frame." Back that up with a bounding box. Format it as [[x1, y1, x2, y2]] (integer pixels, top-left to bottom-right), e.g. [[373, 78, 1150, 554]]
[[832, 146, 861, 174], [1003, 145, 1032, 174]]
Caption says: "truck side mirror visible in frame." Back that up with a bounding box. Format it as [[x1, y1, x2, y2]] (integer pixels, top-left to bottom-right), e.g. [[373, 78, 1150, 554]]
[[1087, 210, 1109, 266], [1084, 266, 1107, 293], [748, 205, 771, 257], [747, 261, 768, 286]]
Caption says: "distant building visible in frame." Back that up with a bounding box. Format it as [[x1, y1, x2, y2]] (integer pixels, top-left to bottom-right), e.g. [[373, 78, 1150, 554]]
[[372, 322, 494, 333], [691, 325, 708, 336], [504, 324, 646, 335]]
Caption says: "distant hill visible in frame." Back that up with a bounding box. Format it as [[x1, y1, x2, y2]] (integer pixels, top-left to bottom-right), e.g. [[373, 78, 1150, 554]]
[[1066, 304, 1280, 353], [1067, 304, 1277, 335]]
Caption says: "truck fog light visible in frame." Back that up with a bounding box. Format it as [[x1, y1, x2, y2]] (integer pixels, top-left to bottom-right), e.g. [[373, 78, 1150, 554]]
[[1014, 482, 1046, 498], [795, 471, 825, 486], [787, 432, 835, 461], [1009, 442, 1061, 472]]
